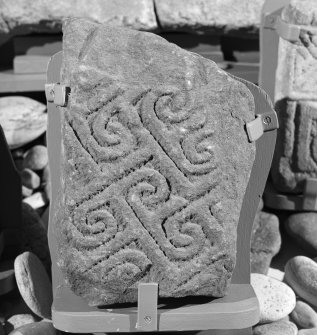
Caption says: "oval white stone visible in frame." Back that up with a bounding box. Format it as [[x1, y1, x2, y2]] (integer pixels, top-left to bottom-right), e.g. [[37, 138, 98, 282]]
[[0, 96, 47, 149], [251, 273, 296, 323]]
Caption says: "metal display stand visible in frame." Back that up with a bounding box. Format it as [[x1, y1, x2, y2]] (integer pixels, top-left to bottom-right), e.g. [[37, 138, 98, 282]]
[[260, 0, 317, 212], [46, 51, 277, 334]]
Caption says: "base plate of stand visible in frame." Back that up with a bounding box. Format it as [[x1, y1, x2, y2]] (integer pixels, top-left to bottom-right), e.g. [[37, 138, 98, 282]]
[[52, 283, 259, 333]]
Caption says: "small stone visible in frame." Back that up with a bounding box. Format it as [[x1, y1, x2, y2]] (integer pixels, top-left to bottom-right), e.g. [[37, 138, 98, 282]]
[[8, 321, 59, 335], [0, 97, 47, 149], [290, 300, 317, 329], [285, 213, 317, 254], [23, 192, 47, 210], [23, 146, 48, 171], [14, 252, 52, 319], [21, 186, 33, 198], [5, 314, 38, 333], [285, 256, 317, 308], [21, 202, 50, 271], [268, 267, 285, 281], [251, 212, 281, 275], [253, 321, 297, 335], [251, 273, 296, 323], [20, 169, 40, 190]]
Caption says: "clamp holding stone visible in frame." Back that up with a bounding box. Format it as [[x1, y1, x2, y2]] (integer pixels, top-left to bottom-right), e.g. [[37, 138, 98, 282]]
[[246, 111, 279, 142], [45, 83, 70, 107]]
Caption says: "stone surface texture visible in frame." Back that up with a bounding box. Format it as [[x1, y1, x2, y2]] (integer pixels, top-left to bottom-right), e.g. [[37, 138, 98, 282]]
[[154, 0, 265, 34], [5, 314, 38, 332], [251, 273, 296, 323], [285, 212, 317, 255], [272, 0, 317, 193], [8, 321, 59, 335], [0, 0, 157, 40], [0, 0, 266, 44], [14, 252, 52, 319], [0, 97, 47, 150], [251, 211, 281, 274], [253, 320, 298, 335], [54, 18, 256, 306], [23, 145, 48, 171], [290, 300, 317, 329], [285, 256, 317, 307]]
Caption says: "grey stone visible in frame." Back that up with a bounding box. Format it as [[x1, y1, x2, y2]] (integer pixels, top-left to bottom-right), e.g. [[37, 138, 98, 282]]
[[14, 252, 52, 320], [154, 0, 265, 35], [55, 18, 256, 306], [23, 192, 48, 210], [0, 97, 46, 150], [251, 273, 296, 323], [5, 314, 38, 333], [21, 186, 33, 198], [8, 321, 59, 335], [20, 169, 40, 190], [21, 203, 50, 271], [285, 256, 317, 308], [251, 211, 281, 274], [23, 146, 48, 171], [253, 321, 297, 335], [290, 300, 317, 329], [272, 0, 317, 193], [0, 0, 157, 44], [285, 212, 317, 254]]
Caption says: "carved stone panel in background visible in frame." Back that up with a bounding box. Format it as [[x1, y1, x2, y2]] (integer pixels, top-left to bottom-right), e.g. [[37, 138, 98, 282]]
[[272, 0, 317, 193], [54, 18, 256, 306]]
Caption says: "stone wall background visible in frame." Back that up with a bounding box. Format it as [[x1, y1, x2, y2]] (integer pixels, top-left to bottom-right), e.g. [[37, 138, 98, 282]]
[[0, 0, 265, 45]]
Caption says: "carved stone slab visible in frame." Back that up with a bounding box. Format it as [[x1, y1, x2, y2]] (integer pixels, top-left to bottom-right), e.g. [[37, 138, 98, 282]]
[[272, 0, 317, 193], [54, 18, 256, 306]]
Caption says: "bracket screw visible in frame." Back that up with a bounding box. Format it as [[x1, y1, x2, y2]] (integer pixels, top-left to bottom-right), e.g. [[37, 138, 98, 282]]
[[263, 116, 272, 125], [144, 316, 152, 323]]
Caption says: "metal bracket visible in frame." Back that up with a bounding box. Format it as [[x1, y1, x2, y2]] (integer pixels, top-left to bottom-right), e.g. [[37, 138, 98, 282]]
[[45, 83, 70, 107], [264, 14, 300, 42], [136, 283, 158, 331], [246, 111, 279, 142]]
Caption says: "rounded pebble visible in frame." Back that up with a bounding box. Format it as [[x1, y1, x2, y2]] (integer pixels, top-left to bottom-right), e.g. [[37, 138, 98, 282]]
[[290, 300, 317, 329], [22, 186, 33, 198], [14, 252, 52, 319], [253, 321, 297, 335], [285, 213, 317, 254], [8, 321, 59, 335], [5, 314, 38, 333], [20, 169, 40, 190], [251, 273, 296, 323], [23, 146, 48, 171], [285, 256, 317, 307]]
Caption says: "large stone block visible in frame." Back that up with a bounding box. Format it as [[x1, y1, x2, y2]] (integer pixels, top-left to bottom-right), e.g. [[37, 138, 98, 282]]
[[154, 0, 265, 34], [54, 18, 256, 306], [0, 0, 157, 41], [272, 0, 317, 193]]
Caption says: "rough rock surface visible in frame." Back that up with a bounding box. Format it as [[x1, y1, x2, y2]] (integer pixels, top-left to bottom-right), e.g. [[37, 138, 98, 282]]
[[0, 0, 266, 44], [0, 0, 157, 44], [285, 256, 317, 307], [5, 314, 38, 333], [253, 321, 298, 335], [251, 273, 296, 323], [14, 252, 52, 319], [251, 211, 281, 274], [290, 300, 317, 329], [154, 0, 265, 34], [54, 18, 256, 306], [285, 212, 317, 254], [272, 0, 317, 193]]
